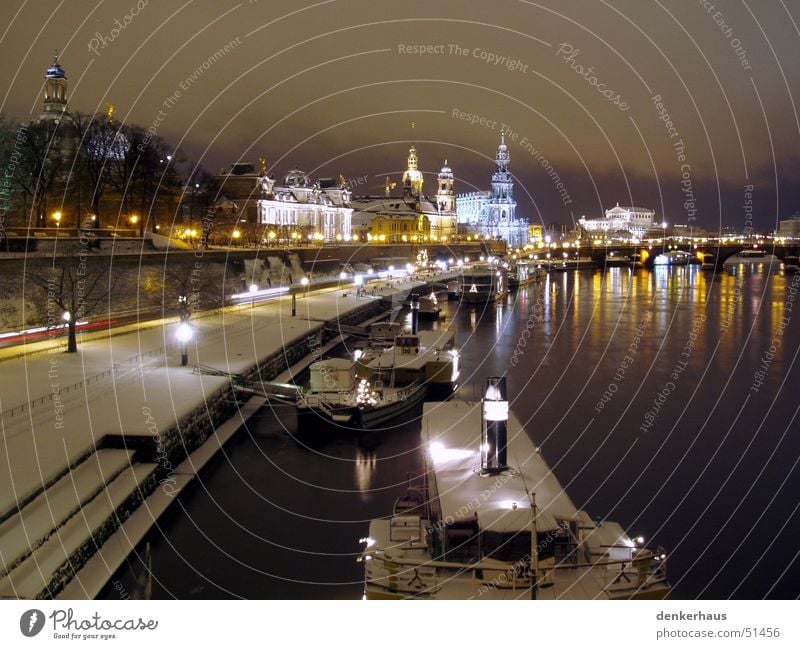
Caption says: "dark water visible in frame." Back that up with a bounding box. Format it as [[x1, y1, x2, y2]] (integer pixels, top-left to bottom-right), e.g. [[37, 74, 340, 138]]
[[102, 265, 800, 599]]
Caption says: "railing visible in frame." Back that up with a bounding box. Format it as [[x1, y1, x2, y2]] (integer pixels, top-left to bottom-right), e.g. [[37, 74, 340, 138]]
[[363, 543, 668, 596]]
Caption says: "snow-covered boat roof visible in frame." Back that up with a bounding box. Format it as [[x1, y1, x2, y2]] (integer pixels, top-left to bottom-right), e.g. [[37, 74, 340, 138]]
[[421, 401, 581, 533]]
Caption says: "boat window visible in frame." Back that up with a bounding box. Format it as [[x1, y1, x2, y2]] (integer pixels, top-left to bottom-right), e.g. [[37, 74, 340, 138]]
[[444, 523, 480, 564], [482, 529, 563, 563]]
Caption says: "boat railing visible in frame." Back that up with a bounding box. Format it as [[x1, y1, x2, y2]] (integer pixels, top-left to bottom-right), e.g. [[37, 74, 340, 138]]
[[363, 546, 667, 594]]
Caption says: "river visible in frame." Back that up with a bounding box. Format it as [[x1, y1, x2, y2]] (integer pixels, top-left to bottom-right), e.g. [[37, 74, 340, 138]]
[[102, 263, 800, 599]]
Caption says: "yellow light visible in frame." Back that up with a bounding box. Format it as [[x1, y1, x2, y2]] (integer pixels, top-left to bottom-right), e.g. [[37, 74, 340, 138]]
[[268, 231, 276, 240], [53, 211, 62, 223], [232, 229, 241, 239], [129, 214, 139, 224], [352, 235, 359, 241]]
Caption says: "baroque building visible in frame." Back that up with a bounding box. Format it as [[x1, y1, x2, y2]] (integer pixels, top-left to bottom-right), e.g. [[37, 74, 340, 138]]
[[256, 165, 352, 241], [351, 144, 457, 241], [456, 133, 529, 248], [578, 204, 657, 239]]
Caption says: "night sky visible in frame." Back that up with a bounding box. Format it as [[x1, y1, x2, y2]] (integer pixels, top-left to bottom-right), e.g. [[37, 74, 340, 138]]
[[2, 0, 800, 231]]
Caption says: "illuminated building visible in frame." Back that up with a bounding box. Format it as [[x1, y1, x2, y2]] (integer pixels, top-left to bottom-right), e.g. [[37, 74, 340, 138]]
[[456, 133, 529, 247]]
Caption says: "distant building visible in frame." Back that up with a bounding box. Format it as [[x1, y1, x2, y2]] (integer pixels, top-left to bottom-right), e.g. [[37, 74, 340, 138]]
[[778, 215, 800, 238], [456, 133, 529, 248], [257, 167, 352, 241], [578, 204, 657, 239], [351, 145, 457, 241], [215, 162, 262, 223], [371, 212, 430, 241]]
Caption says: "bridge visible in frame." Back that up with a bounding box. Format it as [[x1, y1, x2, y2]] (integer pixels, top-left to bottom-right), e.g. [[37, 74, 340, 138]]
[[570, 241, 800, 270]]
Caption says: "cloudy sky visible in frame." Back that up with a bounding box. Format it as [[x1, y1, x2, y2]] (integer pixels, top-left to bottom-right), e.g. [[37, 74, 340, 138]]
[[2, 0, 799, 231]]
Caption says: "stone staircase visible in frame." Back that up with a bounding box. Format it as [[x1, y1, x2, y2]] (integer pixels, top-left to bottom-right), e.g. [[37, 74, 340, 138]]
[[0, 449, 157, 599]]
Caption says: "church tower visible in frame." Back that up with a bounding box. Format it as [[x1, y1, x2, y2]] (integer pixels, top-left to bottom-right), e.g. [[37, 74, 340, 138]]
[[488, 132, 515, 222], [436, 159, 455, 213], [402, 145, 424, 198], [40, 56, 70, 122]]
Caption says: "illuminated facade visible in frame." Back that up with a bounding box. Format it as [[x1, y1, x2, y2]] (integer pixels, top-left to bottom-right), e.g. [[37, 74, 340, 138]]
[[351, 145, 457, 240], [257, 168, 352, 241], [456, 133, 529, 248], [578, 204, 656, 238]]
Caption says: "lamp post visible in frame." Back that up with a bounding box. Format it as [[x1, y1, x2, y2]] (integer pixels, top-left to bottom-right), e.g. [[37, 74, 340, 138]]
[[300, 276, 309, 299], [176, 295, 192, 366], [176, 321, 193, 366]]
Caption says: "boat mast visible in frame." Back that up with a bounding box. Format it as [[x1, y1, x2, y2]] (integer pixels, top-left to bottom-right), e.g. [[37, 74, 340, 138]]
[[530, 492, 539, 600]]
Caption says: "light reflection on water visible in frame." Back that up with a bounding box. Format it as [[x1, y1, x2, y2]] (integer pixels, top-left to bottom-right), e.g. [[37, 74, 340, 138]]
[[102, 266, 800, 599]]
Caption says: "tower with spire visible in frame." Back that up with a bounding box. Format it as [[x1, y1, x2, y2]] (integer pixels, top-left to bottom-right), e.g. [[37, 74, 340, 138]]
[[40, 55, 70, 122], [455, 132, 527, 247], [488, 132, 515, 221], [436, 159, 455, 213]]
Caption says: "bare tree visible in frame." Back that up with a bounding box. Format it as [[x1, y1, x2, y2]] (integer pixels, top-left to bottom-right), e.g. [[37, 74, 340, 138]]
[[26, 260, 118, 352], [5, 119, 69, 227], [71, 111, 129, 229], [139, 259, 225, 320]]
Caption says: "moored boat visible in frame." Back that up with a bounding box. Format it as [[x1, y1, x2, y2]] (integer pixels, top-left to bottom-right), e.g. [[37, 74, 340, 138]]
[[723, 249, 780, 269], [459, 265, 508, 304], [361, 377, 671, 599], [297, 318, 459, 433]]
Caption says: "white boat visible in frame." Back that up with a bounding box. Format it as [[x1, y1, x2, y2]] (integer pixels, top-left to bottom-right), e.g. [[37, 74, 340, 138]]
[[361, 378, 671, 599], [297, 329, 459, 433], [417, 291, 441, 320], [459, 266, 508, 304], [507, 262, 544, 290], [723, 249, 780, 268], [654, 250, 691, 266], [446, 280, 460, 300], [548, 256, 597, 271], [296, 357, 427, 432]]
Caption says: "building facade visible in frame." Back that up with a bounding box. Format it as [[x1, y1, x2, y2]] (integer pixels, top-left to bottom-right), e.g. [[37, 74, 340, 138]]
[[455, 133, 529, 248], [778, 216, 800, 238], [350, 145, 457, 241], [257, 168, 352, 241], [578, 204, 656, 239]]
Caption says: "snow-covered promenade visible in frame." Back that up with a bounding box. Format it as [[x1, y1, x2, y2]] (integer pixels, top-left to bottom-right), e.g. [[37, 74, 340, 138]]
[[0, 273, 445, 598]]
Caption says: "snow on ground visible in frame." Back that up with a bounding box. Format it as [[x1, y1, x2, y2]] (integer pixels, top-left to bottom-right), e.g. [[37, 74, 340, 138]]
[[0, 274, 448, 520]]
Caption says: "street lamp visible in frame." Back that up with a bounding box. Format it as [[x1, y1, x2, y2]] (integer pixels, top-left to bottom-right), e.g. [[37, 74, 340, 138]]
[[354, 274, 364, 297], [53, 211, 62, 228], [176, 321, 193, 367], [232, 229, 241, 246], [300, 276, 309, 299]]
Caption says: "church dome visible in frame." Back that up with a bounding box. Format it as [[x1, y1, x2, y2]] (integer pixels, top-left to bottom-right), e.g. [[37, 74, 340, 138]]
[[46, 57, 66, 79], [440, 159, 452, 175], [283, 169, 310, 187]]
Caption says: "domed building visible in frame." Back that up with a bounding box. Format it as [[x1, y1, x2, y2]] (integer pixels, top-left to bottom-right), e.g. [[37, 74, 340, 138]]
[[40, 56, 71, 123], [350, 144, 457, 242]]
